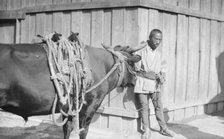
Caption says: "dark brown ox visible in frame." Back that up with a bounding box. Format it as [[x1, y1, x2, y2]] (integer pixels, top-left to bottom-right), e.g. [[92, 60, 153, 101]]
[[0, 33, 145, 139]]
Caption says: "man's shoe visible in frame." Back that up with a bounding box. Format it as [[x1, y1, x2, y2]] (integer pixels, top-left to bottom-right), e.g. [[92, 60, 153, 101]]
[[160, 129, 174, 137], [141, 128, 151, 139]]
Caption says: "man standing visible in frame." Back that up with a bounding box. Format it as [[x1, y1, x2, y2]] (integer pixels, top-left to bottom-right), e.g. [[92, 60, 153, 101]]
[[134, 29, 174, 139]]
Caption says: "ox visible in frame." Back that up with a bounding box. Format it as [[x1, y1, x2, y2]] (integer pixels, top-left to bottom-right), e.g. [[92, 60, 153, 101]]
[[0, 33, 146, 139]]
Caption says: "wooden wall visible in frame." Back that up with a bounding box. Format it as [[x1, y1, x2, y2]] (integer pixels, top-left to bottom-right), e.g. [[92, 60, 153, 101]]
[[0, 0, 224, 132]]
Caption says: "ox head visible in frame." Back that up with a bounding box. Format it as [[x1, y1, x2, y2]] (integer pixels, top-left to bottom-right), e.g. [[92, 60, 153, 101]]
[[101, 42, 147, 87]]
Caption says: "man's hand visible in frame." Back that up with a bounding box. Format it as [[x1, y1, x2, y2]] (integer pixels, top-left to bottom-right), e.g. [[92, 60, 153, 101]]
[[137, 70, 157, 80], [156, 72, 166, 84]]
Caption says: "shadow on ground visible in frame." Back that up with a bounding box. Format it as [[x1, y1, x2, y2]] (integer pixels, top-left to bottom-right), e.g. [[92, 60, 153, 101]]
[[163, 110, 224, 139], [0, 122, 63, 139]]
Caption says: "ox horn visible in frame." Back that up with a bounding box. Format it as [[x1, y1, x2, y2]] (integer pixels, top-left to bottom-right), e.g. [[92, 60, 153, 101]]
[[101, 43, 112, 49], [128, 41, 147, 53]]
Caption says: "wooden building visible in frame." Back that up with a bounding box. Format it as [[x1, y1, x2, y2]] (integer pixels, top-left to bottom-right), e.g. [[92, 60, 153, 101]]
[[0, 0, 224, 133]]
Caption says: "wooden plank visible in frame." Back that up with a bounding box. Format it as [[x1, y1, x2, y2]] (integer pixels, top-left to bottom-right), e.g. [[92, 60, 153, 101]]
[[162, 12, 177, 106], [211, 0, 222, 15], [19, 0, 224, 21], [0, 0, 7, 10], [20, 0, 29, 43], [177, 0, 188, 8], [201, 0, 211, 13], [222, 0, 224, 15], [137, 8, 148, 43], [186, 17, 200, 104], [7, 0, 17, 10], [36, 0, 53, 36], [219, 23, 224, 95], [101, 9, 112, 110], [175, 14, 188, 105], [102, 9, 112, 45], [91, 10, 103, 47], [185, 106, 196, 119], [0, 21, 15, 43], [163, 0, 177, 6], [108, 8, 125, 130], [198, 19, 211, 102], [62, 12, 71, 37], [189, 0, 200, 10], [208, 21, 219, 99], [27, 0, 36, 42], [148, 9, 162, 33], [81, 10, 91, 45], [71, 11, 82, 34]]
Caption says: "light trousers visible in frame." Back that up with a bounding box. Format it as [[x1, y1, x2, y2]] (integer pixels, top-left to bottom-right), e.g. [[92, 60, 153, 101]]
[[137, 92, 167, 131]]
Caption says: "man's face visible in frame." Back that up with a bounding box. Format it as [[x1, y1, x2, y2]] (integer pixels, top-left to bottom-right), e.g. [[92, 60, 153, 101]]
[[149, 32, 162, 50]]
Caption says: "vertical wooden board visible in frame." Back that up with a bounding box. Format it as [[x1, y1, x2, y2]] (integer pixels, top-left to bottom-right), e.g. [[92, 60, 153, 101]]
[[186, 17, 200, 104], [173, 108, 185, 121], [177, 0, 188, 8], [45, 13, 53, 35], [0, 21, 15, 43], [81, 10, 91, 45], [62, 12, 71, 37], [52, 0, 70, 34], [122, 117, 136, 132], [101, 9, 112, 108], [184, 106, 195, 119], [7, 0, 21, 10], [219, 23, 224, 94], [216, 22, 222, 95], [175, 15, 188, 105], [91, 10, 103, 47], [162, 13, 177, 106], [27, 0, 36, 42], [36, 13, 46, 36], [198, 19, 211, 102], [20, 0, 30, 43], [29, 14, 36, 42], [222, 0, 224, 15], [208, 21, 219, 99], [100, 114, 109, 129], [102, 9, 112, 45], [196, 105, 206, 115], [211, 0, 222, 15], [148, 9, 162, 34], [0, 0, 7, 10], [111, 9, 125, 46], [52, 12, 63, 34], [200, 0, 211, 12], [137, 8, 148, 43], [72, 0, 82, 2], [189, 0, 200, 10], [71, 11, 82, 34], [42, 0, 53, 35], [163, 0, 178, 6], [108, 8, 125, 131]]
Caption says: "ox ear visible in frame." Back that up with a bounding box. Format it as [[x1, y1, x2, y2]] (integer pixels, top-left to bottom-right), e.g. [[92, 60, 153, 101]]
[[51, 32, 62, 42], [126, 55, 141, 63], [68, 32, 79, 42]]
